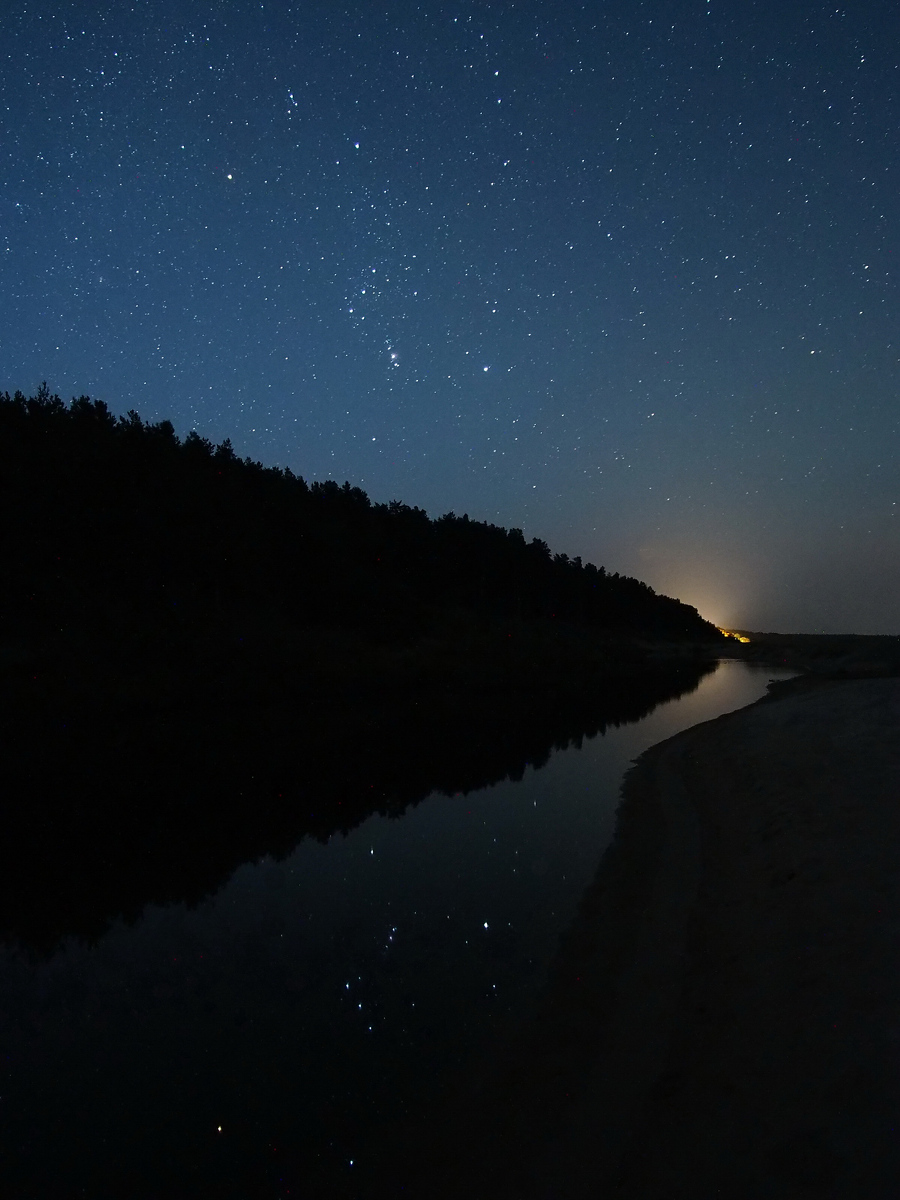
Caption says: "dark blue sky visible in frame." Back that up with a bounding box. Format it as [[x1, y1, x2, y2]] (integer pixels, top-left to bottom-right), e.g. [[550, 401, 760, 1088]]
[[2, 0, 898, 632]]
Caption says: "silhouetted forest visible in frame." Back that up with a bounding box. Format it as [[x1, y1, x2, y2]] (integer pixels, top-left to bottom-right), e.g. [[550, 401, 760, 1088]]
[[0, 386, 725, 947], [0, 384, 719, 697]]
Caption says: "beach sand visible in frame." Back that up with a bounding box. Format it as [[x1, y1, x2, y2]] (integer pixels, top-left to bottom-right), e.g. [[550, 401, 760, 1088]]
[[379, 675, 900, 1198]]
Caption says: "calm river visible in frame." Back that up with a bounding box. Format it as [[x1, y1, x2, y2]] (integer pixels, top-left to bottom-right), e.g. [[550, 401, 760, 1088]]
[[0, 660, 795, 1197]]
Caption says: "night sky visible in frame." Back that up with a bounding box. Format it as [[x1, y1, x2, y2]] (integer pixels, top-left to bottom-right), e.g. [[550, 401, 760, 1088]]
[[2, 0, 898, 633]]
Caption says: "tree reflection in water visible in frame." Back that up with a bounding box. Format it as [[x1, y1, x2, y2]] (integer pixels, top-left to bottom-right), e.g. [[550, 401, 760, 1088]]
[[0, 660, 771, 1200]]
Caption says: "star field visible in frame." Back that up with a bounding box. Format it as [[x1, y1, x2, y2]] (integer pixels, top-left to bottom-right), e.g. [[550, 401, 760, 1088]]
[[2, 0, 898, 631]]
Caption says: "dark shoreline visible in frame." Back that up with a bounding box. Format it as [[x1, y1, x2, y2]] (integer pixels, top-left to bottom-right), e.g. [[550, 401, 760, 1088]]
[[349, 673, 900, 1198]]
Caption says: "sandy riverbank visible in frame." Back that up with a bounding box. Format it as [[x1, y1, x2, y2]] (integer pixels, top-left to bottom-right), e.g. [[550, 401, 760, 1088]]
[[367, 675, 900, 1198]]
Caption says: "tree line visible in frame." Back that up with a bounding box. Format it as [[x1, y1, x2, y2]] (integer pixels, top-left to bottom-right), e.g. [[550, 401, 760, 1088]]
[[0, 384, 721, 649]]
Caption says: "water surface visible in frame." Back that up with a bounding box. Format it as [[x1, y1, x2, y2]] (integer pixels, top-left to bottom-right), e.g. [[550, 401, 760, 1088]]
[[0, 660, 794, 1197]]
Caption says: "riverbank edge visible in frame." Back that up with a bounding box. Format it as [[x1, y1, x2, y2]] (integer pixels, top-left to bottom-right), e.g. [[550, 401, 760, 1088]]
[[361, 670, 900, 1198]]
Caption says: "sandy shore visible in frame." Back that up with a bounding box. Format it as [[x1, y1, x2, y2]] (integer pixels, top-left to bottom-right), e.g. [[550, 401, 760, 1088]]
[[371, 675, 900, 1198]]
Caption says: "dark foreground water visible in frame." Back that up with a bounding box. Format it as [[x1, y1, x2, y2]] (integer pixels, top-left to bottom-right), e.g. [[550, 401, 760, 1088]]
[[0, 661, 795, 1197]]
